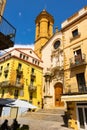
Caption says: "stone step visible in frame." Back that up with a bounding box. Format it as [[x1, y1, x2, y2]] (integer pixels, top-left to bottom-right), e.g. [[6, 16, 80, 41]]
[[36, 108, 65, 114], [27, 113, 64, 122], [23, 108, 66, 123]]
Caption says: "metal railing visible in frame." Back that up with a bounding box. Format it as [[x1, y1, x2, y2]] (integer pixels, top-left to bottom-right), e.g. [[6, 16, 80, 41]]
[[63, 85, 87, 95], [0, 15, 16, 42], [70, 53, 86, 68], [0, 80, 24, 89]]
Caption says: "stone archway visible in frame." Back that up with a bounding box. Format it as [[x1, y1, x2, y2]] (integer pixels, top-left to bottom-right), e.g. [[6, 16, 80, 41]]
[[54, 83, 64, 107]]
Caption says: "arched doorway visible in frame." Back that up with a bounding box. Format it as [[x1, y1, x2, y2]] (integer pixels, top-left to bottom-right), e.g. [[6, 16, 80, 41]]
[[54, 83, 64, 107]]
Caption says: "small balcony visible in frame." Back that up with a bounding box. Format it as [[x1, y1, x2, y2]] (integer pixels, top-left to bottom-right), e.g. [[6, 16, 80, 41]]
[[16, 68, 23, 76], [70, 53, 86, 68], [51, 62, 63, 71], [12, 81, 24, 89], [0, 80, 24, 89], [31, 72, 36, 80], [62, 85, 87, 102], [4, 67, 9, 73], [0, 15, 16, 50], [63, 85, 87, 95], [0, 81, 10, 87], [29, 84, 37, 91]]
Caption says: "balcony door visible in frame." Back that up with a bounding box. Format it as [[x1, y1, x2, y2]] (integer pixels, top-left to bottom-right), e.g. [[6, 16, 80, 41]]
[[76, 73, 86, 92], [77, 105, 87, 130]]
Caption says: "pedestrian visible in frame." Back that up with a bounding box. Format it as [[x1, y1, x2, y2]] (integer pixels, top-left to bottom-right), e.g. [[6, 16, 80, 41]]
[[0, 119, 9, 130], [10, 118, 20, 130]]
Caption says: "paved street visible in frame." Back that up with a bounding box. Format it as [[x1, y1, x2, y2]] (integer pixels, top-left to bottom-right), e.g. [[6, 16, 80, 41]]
[[18, 117, 73, 130], [0, 117, 72, 130]]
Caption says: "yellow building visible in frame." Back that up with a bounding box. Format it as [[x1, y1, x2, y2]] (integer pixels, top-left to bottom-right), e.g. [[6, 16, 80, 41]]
[[0, 48, 43, 108], [34, 9, 54, 58], [61, 6, 87, 130]]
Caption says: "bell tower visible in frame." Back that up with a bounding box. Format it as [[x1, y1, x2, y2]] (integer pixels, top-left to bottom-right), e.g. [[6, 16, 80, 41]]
[[34, 9, 54, 58]]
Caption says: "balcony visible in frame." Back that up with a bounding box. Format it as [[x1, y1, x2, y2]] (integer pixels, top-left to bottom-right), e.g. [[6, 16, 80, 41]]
[[63, 85, 87, 95], [0, 81, 10, 87], [31, 72, 36, 80], [4, 67, 9, 73], [0, 15, 16, 50], [12, 81, 24, 89], [16, 68, 23, 76], [51, 62, 63, 71], [29, 84, 37, 91], [70, 53, 86, 68], [0, 80, 24, 89], [61, 86, 87, 102]]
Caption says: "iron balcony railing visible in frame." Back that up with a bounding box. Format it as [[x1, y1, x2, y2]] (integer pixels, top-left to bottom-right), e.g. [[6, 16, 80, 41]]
[[70, 53, 86, 68], [4, 66, 9, 73], [0, 15, 16, 50], [31, 72, 36, 80], [0, 80, 24, 89], [63, 85, 87, 95], [29, 83, 37, 91], [16, 68, 23, 77]]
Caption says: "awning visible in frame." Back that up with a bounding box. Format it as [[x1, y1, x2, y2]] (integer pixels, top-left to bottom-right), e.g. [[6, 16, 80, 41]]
[[61, 94, 87, 102], [0, 98, 15, 106], [7, 99, 37, 109]]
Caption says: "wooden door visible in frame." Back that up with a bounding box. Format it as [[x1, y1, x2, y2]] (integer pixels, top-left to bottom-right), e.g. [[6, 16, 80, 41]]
[[55, 83, 64, 107]]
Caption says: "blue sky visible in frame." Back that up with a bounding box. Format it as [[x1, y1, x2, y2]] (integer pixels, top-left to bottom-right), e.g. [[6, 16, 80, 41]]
[[3, 0, 87, 46]]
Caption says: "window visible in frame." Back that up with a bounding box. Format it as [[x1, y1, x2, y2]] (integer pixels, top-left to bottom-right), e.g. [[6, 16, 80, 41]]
[[18, 63, 22, 70], [76, 73, 86, 92], [26, 56, 29, 60], [7, 63, 9, 67], [14, 90, 19, 98], [32, 59, 34, 63], [16, 77, 20, 84], [30, 50, 32, 54], [5, 73, 8, 78], [0, 66, 3, 76], [72, 29, 78, 37], [23, 55, 25, 59], [48, 21, 50, 35], [38, 22, 40, 36], [38, 61, 39, 65], [20, 53, 22, 58], [1, 66, 2, 70], [54, 40, 60, 49], [1, 89, 4, 98], [30, 92, 33, 102], [31, 68, 34, 73], [35, 60, 37, 64], [74, 49, 82, 64]]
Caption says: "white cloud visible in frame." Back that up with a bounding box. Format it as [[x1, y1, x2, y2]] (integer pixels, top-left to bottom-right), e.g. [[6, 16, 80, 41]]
[[14, 44, 34, 49], [0, 44, 34, 55]]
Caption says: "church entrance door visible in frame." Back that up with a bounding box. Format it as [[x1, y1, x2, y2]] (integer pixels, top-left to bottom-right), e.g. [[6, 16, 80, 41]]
[[55, 83, 64, 107]]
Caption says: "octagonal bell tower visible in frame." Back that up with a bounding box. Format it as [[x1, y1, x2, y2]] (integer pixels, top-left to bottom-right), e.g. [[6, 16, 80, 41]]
[[34, 9, 54, 58]]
